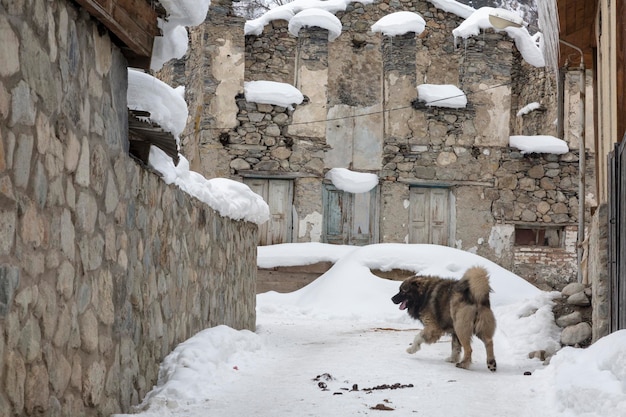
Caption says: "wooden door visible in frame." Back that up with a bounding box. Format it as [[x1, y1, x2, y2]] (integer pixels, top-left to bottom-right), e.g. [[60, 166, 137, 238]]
[[323, 184, 378, 245], [244, 178, 293, 245], [409, 187, 450, 245]]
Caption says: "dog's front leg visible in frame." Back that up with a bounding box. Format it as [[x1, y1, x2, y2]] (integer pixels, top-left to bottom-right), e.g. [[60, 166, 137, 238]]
[[406, 332, 425, 354]]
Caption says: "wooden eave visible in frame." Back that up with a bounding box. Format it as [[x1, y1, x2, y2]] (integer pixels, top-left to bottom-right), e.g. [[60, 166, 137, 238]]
[[75, 0, 161, 69], [128, 109, 180, 166], [557, 0, 598, 69]]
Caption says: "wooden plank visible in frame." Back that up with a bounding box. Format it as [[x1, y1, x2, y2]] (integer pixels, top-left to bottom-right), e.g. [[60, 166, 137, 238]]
[[409, 188, 428, 244], [609, 139, 626, 331], [564, 1, 576, 35], [350, 189, 376, 245], [267, 180, 292, 244], [323, 186, 347, 244], [619, 140, 626, 330], [430, 188, 449, 246], [617, 0, 626, 142], [244, 178, 270, 245], [608, 149, 617, 332], [75, 0, 159, 64], [572, 0, 583, 35]]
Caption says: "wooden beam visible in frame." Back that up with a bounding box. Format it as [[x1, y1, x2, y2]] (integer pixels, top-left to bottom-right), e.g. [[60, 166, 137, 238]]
[[75, 0, 159, 66], [618, 0, 626, 141]]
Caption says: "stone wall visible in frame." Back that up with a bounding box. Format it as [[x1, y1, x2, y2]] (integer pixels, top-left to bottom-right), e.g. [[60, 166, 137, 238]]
[[0, 2, 257, 416]]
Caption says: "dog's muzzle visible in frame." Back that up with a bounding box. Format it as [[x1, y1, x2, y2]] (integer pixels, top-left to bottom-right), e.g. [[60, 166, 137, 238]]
[[391, 293, 408, 310]]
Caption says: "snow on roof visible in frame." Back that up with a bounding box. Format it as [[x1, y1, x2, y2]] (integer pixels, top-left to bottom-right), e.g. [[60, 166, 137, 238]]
[[244, 81, 305, 110], [244, 0, 546, 68], [509, 135, 569, 155], [452, 7, 545, 67], [417, 84, 467, 109], [288, 8, 342, 41], [325, 168, 379, 193], [129, 49, 270, 224], [150, 0, 211, 71], [244, 0, 374, 36], [371, 11, 426, 37], [127, 69, 188, 141]]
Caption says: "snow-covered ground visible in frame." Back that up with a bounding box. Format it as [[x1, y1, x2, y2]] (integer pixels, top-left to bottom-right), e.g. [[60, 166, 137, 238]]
[[113, 243, 626, 417]]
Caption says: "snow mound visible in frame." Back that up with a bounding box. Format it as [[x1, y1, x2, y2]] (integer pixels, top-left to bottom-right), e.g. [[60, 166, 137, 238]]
[[546, 330, 626, 416], [258, 243, 541, 320]]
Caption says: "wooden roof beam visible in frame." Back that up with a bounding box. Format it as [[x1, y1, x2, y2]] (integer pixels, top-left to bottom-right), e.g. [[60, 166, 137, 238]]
[[75, 0, 160, 68]]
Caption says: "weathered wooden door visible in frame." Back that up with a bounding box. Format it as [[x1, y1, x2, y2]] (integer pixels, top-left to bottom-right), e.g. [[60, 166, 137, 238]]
[[244, 178, 293, 245], [409, 187, 450, 245], [323, 184, 378, 245]]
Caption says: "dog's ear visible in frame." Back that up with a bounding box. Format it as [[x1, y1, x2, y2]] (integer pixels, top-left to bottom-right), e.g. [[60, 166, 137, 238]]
[[403, 278, 421, 294], [408, 278, 421, 288]]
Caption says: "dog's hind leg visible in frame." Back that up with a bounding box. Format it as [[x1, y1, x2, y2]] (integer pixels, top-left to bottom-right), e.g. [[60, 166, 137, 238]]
[[453, 306, 476, 369], [447, 333, 462, 363], [476, 307, 497, 372], [454, 333, 473, 369], [480, 335, 497, 372]]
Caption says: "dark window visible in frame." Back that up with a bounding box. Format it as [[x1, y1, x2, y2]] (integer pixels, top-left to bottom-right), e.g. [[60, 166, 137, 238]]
[[514, 227, 563, 247]]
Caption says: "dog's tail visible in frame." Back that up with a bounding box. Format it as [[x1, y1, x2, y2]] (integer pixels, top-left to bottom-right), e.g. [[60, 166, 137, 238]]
[[460, 266, 492, 306]]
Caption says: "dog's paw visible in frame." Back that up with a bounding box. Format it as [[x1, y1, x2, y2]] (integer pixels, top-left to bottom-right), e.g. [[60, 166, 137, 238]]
[[487, 359, 497, 372], [445, 356, 458, 363], [406, 344, 420, 354], [455, 361, 471, 370]]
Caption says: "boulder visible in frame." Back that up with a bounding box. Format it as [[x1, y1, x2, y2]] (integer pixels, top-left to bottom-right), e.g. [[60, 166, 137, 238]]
[[556, 311, 582, 328], [560, 322, 592, 346]]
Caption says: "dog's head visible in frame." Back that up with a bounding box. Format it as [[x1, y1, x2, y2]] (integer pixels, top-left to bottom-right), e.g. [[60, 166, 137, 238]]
[[391, 277, 427, 318], [391, 279, 417, 311]]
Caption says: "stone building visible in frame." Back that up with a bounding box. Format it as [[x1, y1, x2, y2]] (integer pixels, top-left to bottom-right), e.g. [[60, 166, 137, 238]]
[[170, 0, 595, 290]]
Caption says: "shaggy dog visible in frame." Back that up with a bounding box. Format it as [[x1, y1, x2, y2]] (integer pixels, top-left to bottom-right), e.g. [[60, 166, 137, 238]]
[[391, 266, 497, 372]]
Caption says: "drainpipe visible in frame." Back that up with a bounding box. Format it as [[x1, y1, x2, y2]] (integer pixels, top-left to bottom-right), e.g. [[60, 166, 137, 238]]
[[560, 39, 586, 284]]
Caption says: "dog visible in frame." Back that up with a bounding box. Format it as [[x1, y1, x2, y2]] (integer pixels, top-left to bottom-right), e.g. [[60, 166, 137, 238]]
[[391, 266, 497, 372]]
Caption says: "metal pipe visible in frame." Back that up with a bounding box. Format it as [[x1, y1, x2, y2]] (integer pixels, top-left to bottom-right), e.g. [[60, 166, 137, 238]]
[[575, 57, 586, 284], [559, 39, 586, 284]]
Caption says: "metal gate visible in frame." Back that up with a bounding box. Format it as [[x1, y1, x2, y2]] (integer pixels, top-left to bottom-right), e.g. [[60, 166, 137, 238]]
[[608, 139, 626, 332]]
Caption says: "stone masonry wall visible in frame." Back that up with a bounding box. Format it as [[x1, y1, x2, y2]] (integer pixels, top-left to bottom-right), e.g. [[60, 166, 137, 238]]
[[0, 2, 257, 416]]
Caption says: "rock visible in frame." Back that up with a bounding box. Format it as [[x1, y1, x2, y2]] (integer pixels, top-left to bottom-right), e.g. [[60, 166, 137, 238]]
[[567, 292, 590, 306], [230, 158, 251, 171], [556, 311, 582, 327], [560, 322, 592, 346], [562, 282, 585, 296]]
